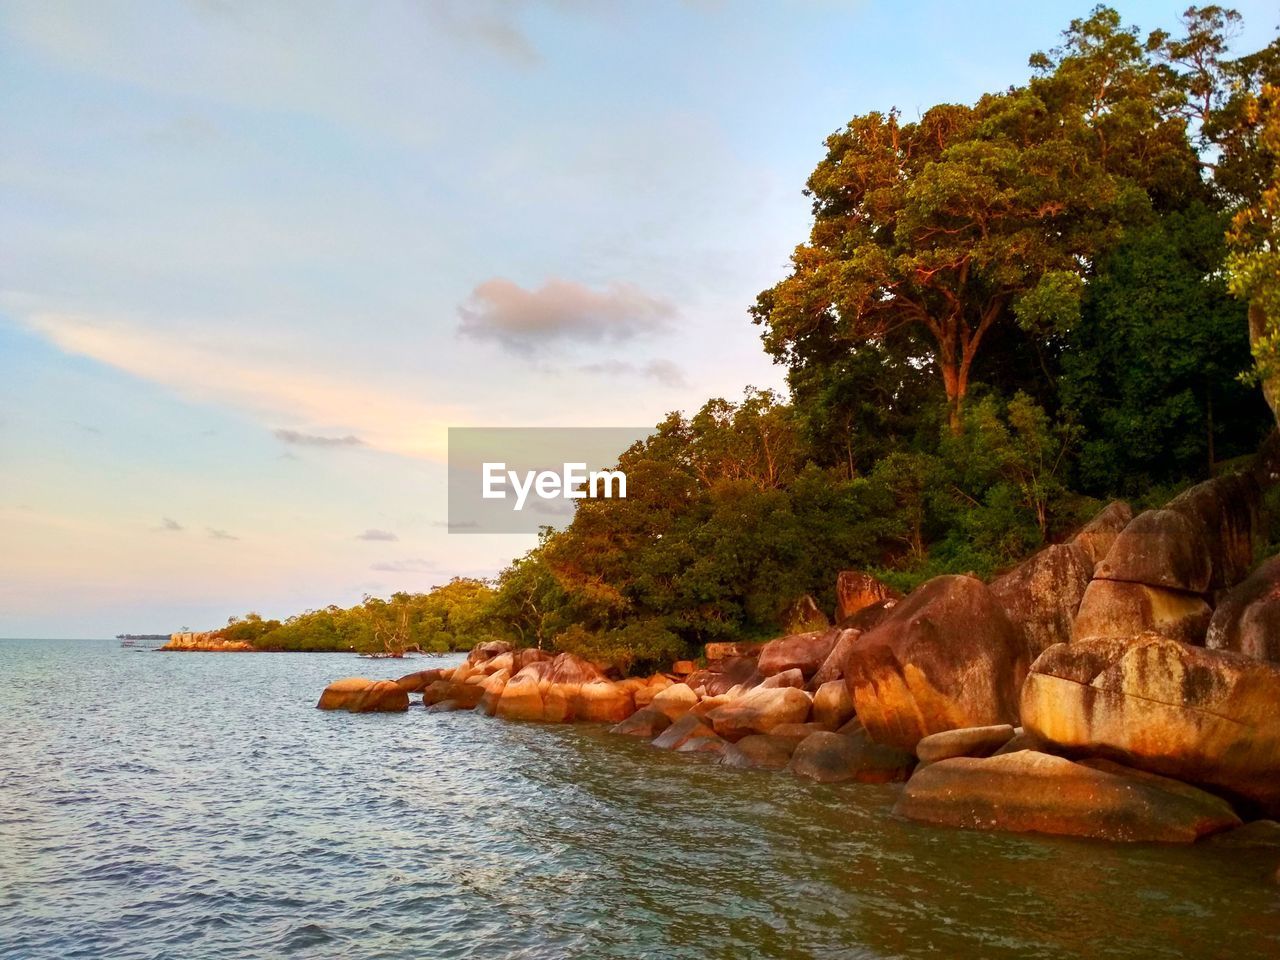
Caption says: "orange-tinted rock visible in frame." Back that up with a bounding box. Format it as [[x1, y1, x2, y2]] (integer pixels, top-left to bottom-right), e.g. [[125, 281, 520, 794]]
[[836, 571, 901, 623], [466, 640, 512, 666], [1095, 508, 1211, 593], [317, 677, 409, 713], [769, 721, 831, 744], [422, 679, 485, 709], [547, 652, 606, 685], [652, 713, 716, 750], [843, 575, 1025, 752], [1022, 636, 1280, 815], [424, 699, 464, 713], [894, 750, 1240, 842], [788, 729, 914, 784], [758, 629, 840, 678], [671, 660, 696, 676], [760, 668, 806, 689], [990, 544, 1092, 660], [706, 686, 812, 741], [915, 724, 1015, 764], [812, 679, 856, 730], [1166, 472, 1261, 590], [494, 672, 544, 721], [685, 656, 761, 697], [394, 668, 446, 693], [1072, 579, 1211, 645], [475, 669, 511, 716], [809, 628, 861, 687], [703, 641, 763, 662], [570, 681, 635, 723], [675, 732, 729, 755], [1071, 500, 1133, 569], [609, 707, 672, 738], [649, 683, 699, 720], [1206, 554, 1280, 662], [720, 734, 797, 770], [483, 652, 514, 675], [512, 648, 553, 672]]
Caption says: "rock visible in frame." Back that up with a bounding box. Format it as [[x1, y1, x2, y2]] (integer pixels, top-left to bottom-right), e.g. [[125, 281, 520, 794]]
[[634, 675, 672, 708], [720, 734, 797, 770], [703, 641, 763, 662], [547, 652, 606, 685], [1071, 500, 1133, 569], [1166, 472, 1261, 590], [1094, 508, 1211, 593], [759, 668, 806, 689], [394, 668, 447, 692], [161, 632, 255, 652], [1206, 554, 1280, 662], [1204, 820, 1280, 849], [684, 656, 762, 697], [894, 750, 1241, 842], [836, 571, 901, 622], [788, 729, 915, 784], [316, 677, 409, 713], [422, 679, 486, 709], [512, 648, 553, 672], [609, 707, 672, 738], [916, 724, 1016, 764], [812, 680, 856, 730], [424, 699, 463, 713], [706, 686, 812, 741], [839, 598, 900, 631], [1072, 579, 1211, 645], [769, 721, 831, 744], [809, 628, 862, 687], [758, 629, 840, 678], [671, 660, 696, 676], [475, 669, 511, 716], [483, 651, 514, 675], [570, 681, 635, 723], [1022, 636, 1280, 815], [649, 683, 699, 720], [494, 672, 544, 721], [990, 544, 1093, 660], [992, 727, 1047, 757], [652, 713, 716, 750], [843, 575, 1026, 752], [466, 640, 512, 665], [675, 732, 729, 755], [782, 594, 830, 634]]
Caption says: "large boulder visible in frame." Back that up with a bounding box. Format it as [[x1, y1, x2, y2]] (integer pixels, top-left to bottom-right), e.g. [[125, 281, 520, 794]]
[[836, 571, 901, 623], [466, 640, 513, 666], [649, 682, 700, 720], [812, 679, 856, 730], [317, 678, 409, 713], [842, 575, 1026, 752], [685, 656, 761, 697], [990, 544, 1093, 661], [652, 713, 716, 750], [703, 641, 763, 662], [1094, 508, 1211, 593], [915, 724, 1016, 764], [423, 679, 485, 709], [609, 707, 672, 738], [547, 652, 606, 685], [493, 672, 544, 721], [1206, 554, 1280, 662], [720, 734, 797, 770], [759, 668, 806, 689], [788, 728, 915, 784], [394, 668, 447, 693], [569, 681, 635, 723], [1022, 636, 1280, 815], [1166, 472, 1261, 590], [1070, 500, 1133, 569], [475, 669, 511, 716], [894, 750, 1240, 842], [809, 628, 861, 687], [758, 629, 840, 678], [1072, 579, 1212, 645], [705, 686, 812, 742]]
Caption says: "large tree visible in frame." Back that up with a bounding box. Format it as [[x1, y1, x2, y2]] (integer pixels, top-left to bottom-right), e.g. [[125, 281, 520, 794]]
[[752, 7, 1201, 434]]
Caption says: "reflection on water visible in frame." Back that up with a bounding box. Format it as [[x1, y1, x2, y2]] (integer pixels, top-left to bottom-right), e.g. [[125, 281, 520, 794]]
[[1, 638, 1277, 959]]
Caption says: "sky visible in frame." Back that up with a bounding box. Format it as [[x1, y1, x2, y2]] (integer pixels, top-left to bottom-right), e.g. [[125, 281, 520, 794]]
[[3, 0, 1277, 637]]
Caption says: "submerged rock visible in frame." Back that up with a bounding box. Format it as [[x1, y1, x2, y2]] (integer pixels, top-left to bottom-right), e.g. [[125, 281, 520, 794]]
[[1022, 636, 1280, 816], [788, 728, 915, 784], [652, 713, 717, 750], [609, 707, 672, 738], [842, 575, 1026, 752], [895, 751, 1240, 842], [720, 734, 797, 770]]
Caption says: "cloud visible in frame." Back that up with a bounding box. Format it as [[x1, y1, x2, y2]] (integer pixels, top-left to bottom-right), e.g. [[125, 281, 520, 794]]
[[578, 358, 687, 387], [273, 429, 365, 448], [457, 278, 674, 354], [207, 528, 239, 540], [356, 528, 398, 541], [156, 517, 183, 532], [370, 558, 438, 572], [431, 520, 480, 530]]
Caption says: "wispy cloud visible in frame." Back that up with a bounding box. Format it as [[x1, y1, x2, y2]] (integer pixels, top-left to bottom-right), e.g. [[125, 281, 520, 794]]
[[370, 558, 438, 572], [578, 358, 687, 387], [207, 528, 239, 541], [458, 278, 674, 354], [356, 528, 398, 541], [274, 429, 365, 448], [156, 517, 183, 532]]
